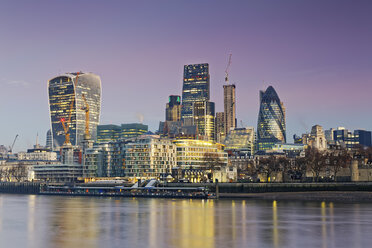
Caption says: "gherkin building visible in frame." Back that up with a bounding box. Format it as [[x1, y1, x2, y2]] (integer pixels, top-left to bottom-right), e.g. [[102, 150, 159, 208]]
[[257, 86, 286, 152]]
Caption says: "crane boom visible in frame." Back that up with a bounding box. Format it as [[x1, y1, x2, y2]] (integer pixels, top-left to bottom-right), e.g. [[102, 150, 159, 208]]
[[9, 134, 19, 153], [60, 72, 79, 145], [225, 53, 232, 83]]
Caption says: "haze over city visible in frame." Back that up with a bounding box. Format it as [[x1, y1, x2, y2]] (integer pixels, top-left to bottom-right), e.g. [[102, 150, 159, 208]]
[[0, 0, 371, 151]]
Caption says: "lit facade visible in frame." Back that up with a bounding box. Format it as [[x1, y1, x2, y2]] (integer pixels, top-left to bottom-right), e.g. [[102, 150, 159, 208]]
[[181, 63, 210, 126], [124, 136, 177, 179], [257, 86, 286, 152], [193, 101, 215, 141], [48, 72, 101, 149], [224, 127, 255, 156], [173, 139, 227, 169], [121, 123, 148, 139], [301, 125, 327, 150]]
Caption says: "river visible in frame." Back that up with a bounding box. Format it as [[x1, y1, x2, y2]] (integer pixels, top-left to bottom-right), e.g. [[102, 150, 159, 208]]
[[0, 194, 371, 248]]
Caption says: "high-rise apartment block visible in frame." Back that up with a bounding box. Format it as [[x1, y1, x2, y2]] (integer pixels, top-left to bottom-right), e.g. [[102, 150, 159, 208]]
[[48, 72, 101, 149], [223, 84, 236, 135], [257, 86, 286, 152], [181, 63, 210, 126], [166, 95, 181, 121]]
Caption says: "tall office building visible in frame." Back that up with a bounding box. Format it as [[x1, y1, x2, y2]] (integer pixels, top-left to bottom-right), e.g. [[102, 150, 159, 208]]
[[223, 84, 236, 134], [46, 129, 53, 149], [181, 63, 210, 125], [193, 101, 215, 141], [215, 112, 225, 143], [48, 72, 101, 149], [97, 123, 148, 142], [166, 95, 181, 121], [257, 86, 286, 152]]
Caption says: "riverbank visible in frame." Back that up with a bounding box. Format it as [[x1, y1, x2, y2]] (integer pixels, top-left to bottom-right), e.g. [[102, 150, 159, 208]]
[[219, 191, 372, 202]]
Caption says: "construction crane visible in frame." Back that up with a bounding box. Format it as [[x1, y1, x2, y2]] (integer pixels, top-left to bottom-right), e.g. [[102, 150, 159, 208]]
[[225, 53, 232, 83], [81, 93, 90, 140], [9, 134, 19, 154], [60, 72, 79, 145]]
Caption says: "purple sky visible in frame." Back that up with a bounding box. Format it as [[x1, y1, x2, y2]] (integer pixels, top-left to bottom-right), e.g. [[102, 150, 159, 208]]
[[0, 0, 371, 151]]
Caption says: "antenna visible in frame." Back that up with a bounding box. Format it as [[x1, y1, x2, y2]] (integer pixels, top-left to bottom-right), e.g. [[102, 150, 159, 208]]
[[225, 53, 232, 84]]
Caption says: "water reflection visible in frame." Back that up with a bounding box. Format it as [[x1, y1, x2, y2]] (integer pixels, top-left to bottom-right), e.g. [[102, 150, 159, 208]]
[[0, 195, 372, 247]]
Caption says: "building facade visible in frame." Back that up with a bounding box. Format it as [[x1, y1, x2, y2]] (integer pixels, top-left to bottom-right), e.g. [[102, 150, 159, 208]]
[[96, 123, 148, 142], [48, 72, 101, 149], [224, 127, 255, 156], [166, 95, 181, 122], [257, 86, 286, 152], [181, 64, 210, 126], [223, 84, 236, 134], [215, 112, 225, 143], [301, 125, 327, 150], [193, 101, 215, 141]]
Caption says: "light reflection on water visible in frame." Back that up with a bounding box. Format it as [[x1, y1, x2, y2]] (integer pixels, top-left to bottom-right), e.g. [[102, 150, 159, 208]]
[[0, 195, 371, 248]]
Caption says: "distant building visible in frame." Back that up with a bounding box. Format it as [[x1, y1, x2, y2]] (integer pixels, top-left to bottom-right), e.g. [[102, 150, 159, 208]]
[[48, 72, 101, 149], [166, 95, 181, 121], [215, 112, 225, 143], [181, 63, 210, 126], [301, 125, 327, 150], [18, 147, 57, 161], [193, 101, 215, 141], [224, 127, 255, 156], [324, 128, 335, 141], [223, 84, 236, 134], [46, 129, 53, 149], [97, 123, 148, 142], [257, 86, 286, 152], [333, 127, 372, 149]]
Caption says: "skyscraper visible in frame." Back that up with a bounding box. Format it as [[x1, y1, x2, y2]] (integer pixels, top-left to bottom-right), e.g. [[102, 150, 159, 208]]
[[166, 95, 181, 121], [46, 129, 53, 149], [215, 112, 225, 143], [193, 101, 215, 141], [223, 84, 236, 134], [257, 86, 286, 152], [48, 72, 101, 149], [181, 63, 210, 126]]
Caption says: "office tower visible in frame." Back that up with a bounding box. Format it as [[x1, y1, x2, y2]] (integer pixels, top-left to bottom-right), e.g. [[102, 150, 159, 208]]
[[97, 123, 148, 142], [223, 84, 236, 134], [166, 95, 181, 121], [97, 124, 122, 143], [324, 128, 335, 141], [48, 72, 101, 149], [181, 63, 210, 125], [215, 112, 225, 143], [354, 130, 372, 147], [193, 101, 215, 141], [120, 123, 148, 139], [333, 127, 372, 148], [257, 86, 286, 152], [46, 129, 53, 149]]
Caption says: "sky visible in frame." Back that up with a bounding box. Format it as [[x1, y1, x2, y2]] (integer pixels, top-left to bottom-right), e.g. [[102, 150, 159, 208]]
[[0, 0, 371, 152]]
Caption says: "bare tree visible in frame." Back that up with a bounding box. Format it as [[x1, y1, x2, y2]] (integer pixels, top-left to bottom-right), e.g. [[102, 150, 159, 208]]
[[328, 150, 352, 181], [305, 147, 327, 182], [257, 155, 281, 182], [12, 165, 27, 182]]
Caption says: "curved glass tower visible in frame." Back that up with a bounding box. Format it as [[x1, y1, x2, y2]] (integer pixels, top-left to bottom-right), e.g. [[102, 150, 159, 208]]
[[257, 86, 286, 152], [48, 72, 101, 149]]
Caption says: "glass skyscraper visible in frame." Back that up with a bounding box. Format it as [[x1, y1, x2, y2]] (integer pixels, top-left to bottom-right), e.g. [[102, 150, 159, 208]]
[[181, 63, 210, 126], [48, 72, 101, 149], [257, 86, 286, 152], [193, 101, 215, 141]]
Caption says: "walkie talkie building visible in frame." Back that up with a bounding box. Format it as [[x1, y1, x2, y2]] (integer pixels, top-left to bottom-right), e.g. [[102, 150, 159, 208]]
[[48, 72, 101, 149], [257, 86, 286, 152]]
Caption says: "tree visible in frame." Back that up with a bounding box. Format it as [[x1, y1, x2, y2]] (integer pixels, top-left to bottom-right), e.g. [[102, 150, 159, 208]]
[[202, 152, 227, 181], [328, 150, 351, 181], [12, 165, 27, 182], [257, 155, 281, 182], [305, 147, 327, 182]]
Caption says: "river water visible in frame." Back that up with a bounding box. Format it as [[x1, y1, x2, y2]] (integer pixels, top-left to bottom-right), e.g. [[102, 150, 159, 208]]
[[0, 194, 371, 248]]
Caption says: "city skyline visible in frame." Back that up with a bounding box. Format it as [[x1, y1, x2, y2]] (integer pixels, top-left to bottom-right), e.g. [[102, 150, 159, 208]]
[[0, 0, 371, 151]]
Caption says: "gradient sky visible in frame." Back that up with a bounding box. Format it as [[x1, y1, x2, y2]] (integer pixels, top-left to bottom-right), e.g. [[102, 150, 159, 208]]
[[0, 0, 371, 151]]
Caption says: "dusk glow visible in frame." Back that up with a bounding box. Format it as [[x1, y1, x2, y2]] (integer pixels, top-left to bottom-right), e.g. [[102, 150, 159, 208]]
[[0, 0, 371, 151]]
